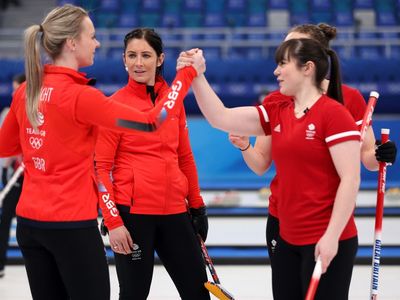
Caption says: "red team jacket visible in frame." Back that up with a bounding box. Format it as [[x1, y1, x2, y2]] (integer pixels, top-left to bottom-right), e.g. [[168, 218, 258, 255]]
[[266, 85, 367, 218], [95, 76, 204, 230], [0, 65, 197, 226], [257, 94, 361, 245]]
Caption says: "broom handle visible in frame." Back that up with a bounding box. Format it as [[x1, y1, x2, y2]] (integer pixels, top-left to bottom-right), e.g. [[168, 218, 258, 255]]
[[360, 91, 379, 147], [0, 163, 24, 207], [198, 234, 221, 284], [370, 129, 390, 300], [305, 256, 322, 300]]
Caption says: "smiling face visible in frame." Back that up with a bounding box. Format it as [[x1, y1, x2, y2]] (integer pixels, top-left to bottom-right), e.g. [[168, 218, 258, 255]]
[[123, 38, 164, 86], [74, 16, 100, 68]]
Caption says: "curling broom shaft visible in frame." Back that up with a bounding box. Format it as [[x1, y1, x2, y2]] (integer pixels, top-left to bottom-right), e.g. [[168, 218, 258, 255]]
[[0, 163, 24, 207], [370, 128, 390, 300], [360, 91, 379, 146], [305, 256, 322, 300]]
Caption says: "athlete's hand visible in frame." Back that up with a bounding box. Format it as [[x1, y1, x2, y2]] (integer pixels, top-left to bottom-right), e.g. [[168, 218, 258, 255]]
[[229, 134, 250, 150], [314, 233, 339, 274], [109, 225, 134, 255], [375, 140, 397, 164], [191, 50, 206, 76], [190, 206, 209, 241], [176, 48, 204, 73]]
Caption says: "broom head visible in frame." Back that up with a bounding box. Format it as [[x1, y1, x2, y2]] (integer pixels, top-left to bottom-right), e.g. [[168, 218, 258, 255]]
[[204, 281, 235, 300]]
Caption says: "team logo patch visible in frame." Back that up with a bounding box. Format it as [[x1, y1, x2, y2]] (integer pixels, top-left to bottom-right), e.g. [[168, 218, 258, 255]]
[[306, 123, 316, 140], [271, 239, 277, 253], [131, 244, 142, 261], [29, 137, 43, 149]]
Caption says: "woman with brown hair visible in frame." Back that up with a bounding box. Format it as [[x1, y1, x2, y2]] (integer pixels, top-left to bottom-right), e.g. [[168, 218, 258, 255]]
[[95, 28, 210, 300]]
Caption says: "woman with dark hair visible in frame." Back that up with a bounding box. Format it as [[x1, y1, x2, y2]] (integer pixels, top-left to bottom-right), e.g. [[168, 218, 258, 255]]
[[227, 23, 397, 298], [179, 39, 360, 299], [0, 4, 204, 299], [95, 28, 210, 300]]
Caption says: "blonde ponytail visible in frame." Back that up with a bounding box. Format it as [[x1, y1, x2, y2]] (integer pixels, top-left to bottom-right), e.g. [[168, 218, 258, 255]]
[[24, 24, 43, 129], [23, 4, 88, 129]]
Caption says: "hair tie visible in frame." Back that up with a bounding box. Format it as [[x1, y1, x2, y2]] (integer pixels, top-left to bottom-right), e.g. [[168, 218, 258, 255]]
[[39, 24, 44, 32]]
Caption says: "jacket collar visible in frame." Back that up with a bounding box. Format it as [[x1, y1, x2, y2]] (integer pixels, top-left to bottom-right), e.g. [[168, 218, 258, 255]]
[[43, 64, 94, 85], [127, 75, 167, 100]]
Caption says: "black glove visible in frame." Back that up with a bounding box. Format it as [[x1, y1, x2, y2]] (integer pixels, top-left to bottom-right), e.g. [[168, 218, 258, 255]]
[[190, 206, 208, 242], [375, 140, 397, 164], [100, 218, 108, 236]]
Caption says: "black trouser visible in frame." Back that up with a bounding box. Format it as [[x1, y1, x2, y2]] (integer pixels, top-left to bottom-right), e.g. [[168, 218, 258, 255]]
[[17, 223, 110, 300], [0, 179, 22, 269], [265, 213, 280, 299], [114, 211, 210, 300], [273, 235, 358, 300]]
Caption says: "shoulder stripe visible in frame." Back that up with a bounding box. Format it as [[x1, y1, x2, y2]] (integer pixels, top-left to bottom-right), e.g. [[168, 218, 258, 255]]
[[258, 105, 269, 123], [325, 131, 361, 143]]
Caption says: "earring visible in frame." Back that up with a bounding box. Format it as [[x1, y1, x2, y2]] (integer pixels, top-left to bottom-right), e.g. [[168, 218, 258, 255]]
[[125, 65, 128, 72]]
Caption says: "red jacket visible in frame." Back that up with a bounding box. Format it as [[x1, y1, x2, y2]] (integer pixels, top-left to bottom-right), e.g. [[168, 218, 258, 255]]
[[95, 76, 204, 230], [0, 65, 196, 226]]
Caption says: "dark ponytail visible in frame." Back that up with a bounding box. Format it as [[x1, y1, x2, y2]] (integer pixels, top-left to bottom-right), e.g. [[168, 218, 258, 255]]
[[326, 49, 343, 104]]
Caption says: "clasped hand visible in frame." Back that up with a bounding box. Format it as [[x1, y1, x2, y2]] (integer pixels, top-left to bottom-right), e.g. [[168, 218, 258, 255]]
[[176, 48, 206, 75]]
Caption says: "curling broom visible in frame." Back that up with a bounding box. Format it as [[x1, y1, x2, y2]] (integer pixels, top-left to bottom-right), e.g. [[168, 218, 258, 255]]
[[198, 234, 235, 300]]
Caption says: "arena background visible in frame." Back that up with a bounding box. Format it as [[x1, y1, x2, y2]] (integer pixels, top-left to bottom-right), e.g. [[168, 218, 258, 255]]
[[0, 1, 399, 299]]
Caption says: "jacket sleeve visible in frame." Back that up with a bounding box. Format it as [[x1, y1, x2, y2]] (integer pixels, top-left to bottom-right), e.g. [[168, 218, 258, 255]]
[[94, 129, 124, 230], [0, 108, 22, 157], [177, 108, 205, 209], [75, 66, 197, 132]]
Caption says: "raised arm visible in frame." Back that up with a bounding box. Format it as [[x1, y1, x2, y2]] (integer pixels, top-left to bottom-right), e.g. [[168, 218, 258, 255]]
[[75, 66, 199, 132], [191, 74, 264, 136], [177, 49, 265, 136]]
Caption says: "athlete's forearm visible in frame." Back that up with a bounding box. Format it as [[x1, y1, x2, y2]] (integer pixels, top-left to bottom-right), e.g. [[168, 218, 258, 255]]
[[361, 127, 379, 171], [94, 131, 123, 230], [242, 136, 272, 175], [76, 67, 197, 133], [192, 75, 264, 136]]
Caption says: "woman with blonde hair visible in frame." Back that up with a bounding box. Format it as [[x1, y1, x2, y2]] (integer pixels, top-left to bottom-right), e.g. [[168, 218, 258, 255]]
[[0, 4, 205, 299]]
